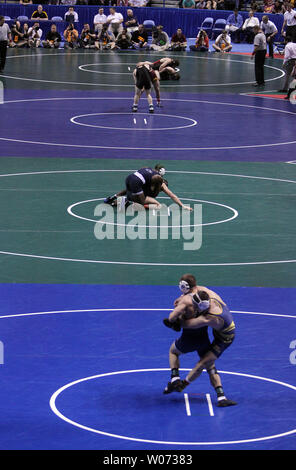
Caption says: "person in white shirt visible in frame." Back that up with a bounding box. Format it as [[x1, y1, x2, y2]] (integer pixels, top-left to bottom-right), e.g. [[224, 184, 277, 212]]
[[212, 30, 232, 52], [260, 15, 278, 58], [28, 22, 42, 47], [64, 7, 79, 24], [106, 7, 123, 36], [251, 25, 267, 86], [93, 8, 107, 34], [279, 36, 296, 91], [242, 10, 259, 43], [281, 3, 296, 42]]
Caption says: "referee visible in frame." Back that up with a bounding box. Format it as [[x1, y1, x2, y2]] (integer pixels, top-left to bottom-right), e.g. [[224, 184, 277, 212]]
[[0, 16, 11, 74], [251, 25, 267, 86]]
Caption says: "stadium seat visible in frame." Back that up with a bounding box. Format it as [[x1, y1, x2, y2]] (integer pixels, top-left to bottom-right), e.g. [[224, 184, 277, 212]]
[[51, 16, 63, 22], [211, 19, 227, 39], [17, 16, 29, 21], [198, 17, 214, 35]]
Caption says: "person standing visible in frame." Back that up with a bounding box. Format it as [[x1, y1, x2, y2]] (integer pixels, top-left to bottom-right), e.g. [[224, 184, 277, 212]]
[[251, 25, 267, 86], [279, 36, 296, 92], [0, 16, 12, 74], [260, 15, 278, 58], [281, 3, 296, 43]]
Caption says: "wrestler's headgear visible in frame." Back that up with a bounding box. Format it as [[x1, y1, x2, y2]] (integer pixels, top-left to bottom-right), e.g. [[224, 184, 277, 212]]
[[179, 280, 191, 294], [155, 164, 166, 176], [192, 291, 210, 313], [171, 59, 179, 67]]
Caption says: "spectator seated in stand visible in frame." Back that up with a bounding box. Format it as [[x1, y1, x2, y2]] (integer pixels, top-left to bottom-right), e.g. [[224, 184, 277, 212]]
[[183, 0, 196, 8], [205, 0, 217, 9], [42, 23, 61, 48], [170, 28, 187, 51], [131, 24, 149, 49], [31, 4, 48, 21], [106, 7, 124, 38], [242, 10, 259, 43], [212, 30, 232, 52], [225, 8, 243, 43], [273, 0, 285, 14], [216, 0, 225, 9], [63, 23, 79, 49], [195, 1, 207, 7], [264, 0, 276, 12], [93, 8, 107, 34], [128, 0, 147, 6], [150, 25, 170, 51], [125, 9, 138, 34], [64, 7, 79, 24], [189, 29, 209, 51], [78, 23, 98, 49], [20, 0, 32, 4]]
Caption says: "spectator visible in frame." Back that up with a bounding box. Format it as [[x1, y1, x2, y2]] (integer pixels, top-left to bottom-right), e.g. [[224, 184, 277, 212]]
[[117, 0, 129, 5], [79, 24, 98, 49], [28, 22, 43, 48], [273, 1, 285, 13], [212, 30, 232, 52], [106, 7, 124, 37], [170, 28, 187, 50], [242, 10, 259, 43], [216, 0, 225, 9], [63, 23, 79, 49], [114, 28, 132, 49], [225, 8, 243, 43], [64, 7, 79, 24], [128, 0, 147, 6], [264, 0, 275, 12], [205, 0, 217, 8], [195, 0, 206, 7], [42, 24, 61, 48], [150, 25, 170, 51], [14, 22, 30, 48], [189, 29, 209, 51], [93, 8, 107, 34], [9, 21, 22, 47], [97, 24, 116, 50], [125, 9, 138, 34], [261, 15, 278, 57], [31, 5, 48, 21], [60, 0, 77, 5], [20, 0, 32, 4], [131, 24, 149, 49], [182, 0, 195, 7], [281, 3, 296, 42]]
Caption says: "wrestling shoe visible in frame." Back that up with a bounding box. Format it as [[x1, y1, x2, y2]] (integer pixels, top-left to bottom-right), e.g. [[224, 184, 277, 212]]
[[163, 379, 188, 394], [149, 106, 154, 114], [132, 105, 138, 112], [217, 398, 237, 407], [104, 195, 117, 206]]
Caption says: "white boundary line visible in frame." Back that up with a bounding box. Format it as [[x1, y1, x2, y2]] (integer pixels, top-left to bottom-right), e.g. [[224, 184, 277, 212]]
[[184, 393, 191, 417], [67, 196, 238, 228], [3, 52, 285, 88], [70, 112, 197, 132], [0, 307, 295, 320], [1, 96, 296, 151], [0, 168, 295, 267], [49, 368, 296, 446], [206, 393, 215, 417]]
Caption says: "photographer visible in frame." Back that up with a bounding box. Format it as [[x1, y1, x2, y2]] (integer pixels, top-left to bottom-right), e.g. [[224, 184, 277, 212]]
[[79, 23, 98, 49], [63, 23, 79, 49], [114, 28, 132, 49], [28, 22, 43, 48], [97, 23, 115, 50]]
